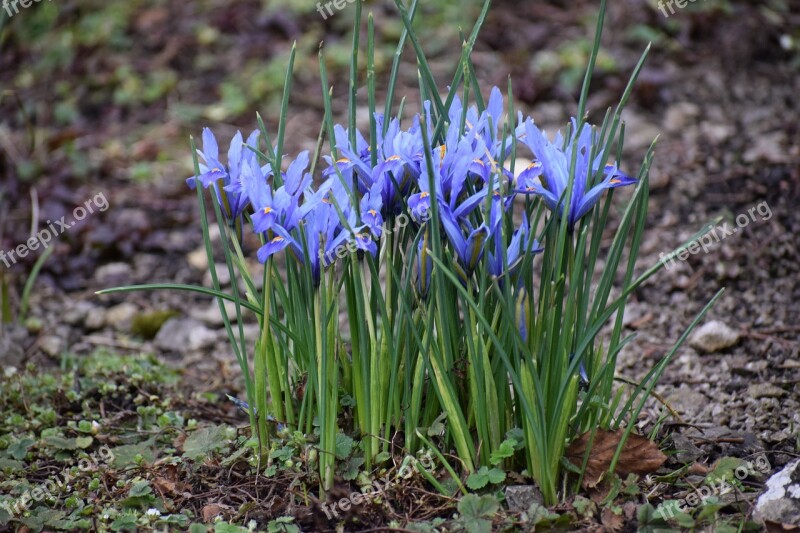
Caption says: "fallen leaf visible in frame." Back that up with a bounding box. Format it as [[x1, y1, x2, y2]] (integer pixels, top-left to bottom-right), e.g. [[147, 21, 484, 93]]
[[687, 462, 710, 475], [153, 476, 178, 495], [202, 504, 224, 523], [601, 507, 624, 531], [566, 429, 667, 488]]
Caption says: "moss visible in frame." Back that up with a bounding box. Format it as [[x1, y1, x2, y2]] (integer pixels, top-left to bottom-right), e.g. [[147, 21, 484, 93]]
[[130, 310, 179, 339]]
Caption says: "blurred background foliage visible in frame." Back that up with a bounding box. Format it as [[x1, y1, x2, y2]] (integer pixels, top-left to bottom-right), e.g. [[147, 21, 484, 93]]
[[0, 0, 796, 190]]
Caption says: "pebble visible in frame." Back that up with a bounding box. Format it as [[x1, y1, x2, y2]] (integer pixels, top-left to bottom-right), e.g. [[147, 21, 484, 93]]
[[689, 320, 740, 353], [63, 301, 93, 326], [667, 433, 703, 464], [94, 262, 134, 286], [84, 307, 106, 330], [664, 102, 700, 133], [747, 383, 787, 399], [105, 302, 138, 330], [187, 247, 209, 270], [202, 264, 231, 287], [154, 317, 217, 352], [0, 325, 27, 366], [505, 485, 544, 513], [189, 300, 239, 326], [40, 335, 63, 357]]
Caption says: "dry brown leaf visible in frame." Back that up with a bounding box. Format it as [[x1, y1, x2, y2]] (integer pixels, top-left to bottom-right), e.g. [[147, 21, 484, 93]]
[[601, 506, 624, 531], [202, 504, 224, 523], [566, 429, 667, 488], [153, 476, 178, 495], [687, 462, 710, 475]]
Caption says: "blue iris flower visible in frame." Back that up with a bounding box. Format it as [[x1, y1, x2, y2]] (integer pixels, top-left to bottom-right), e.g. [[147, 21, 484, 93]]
[[240, 151, 311, 234], [186, 128, 260, 222], [487, 215, 543, 280], [516, 118, 637, 230], [439, 203, 490, 279], [257, 195, 351, 286]]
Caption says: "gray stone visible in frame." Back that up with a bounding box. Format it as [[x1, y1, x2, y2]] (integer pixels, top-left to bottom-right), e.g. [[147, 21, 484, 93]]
[[105, 303, 138, 330], [667, 433, 703, 464], [664, 102, 700, 133], [189, 300, 238, 326], [84, 307, 106, 330], [747, 383, 787, 399], [63, 301, 93, 326], [202, 264, 231, 287], [40, 335, 63, 357], [689, 320, 740, 353], [0, 324, 27, 366], [505, 485, 544, 513], [186, 246, 209, 271], [94, 262, 133, 285], [155, 317, 216, 353], [754, 459, 800, 526]]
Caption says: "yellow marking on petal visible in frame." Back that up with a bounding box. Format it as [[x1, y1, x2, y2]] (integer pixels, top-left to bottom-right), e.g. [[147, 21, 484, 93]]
[[271, 236, 285, 243], [527, 161, 542, 170], [387, 155, 401, 161], [420, 191, 430, 199], [263, 207, 272, 214], [211, 167, 222, 173], [336, 157, 350, 164], [438, 145, 446, 159], [368, 209, 377, 217], [472, 159, 485, 166], [610, 178, 621, 184]]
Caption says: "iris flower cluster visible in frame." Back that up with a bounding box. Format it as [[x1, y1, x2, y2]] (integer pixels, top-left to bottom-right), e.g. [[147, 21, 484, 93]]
[[188, 88, 636, 288]]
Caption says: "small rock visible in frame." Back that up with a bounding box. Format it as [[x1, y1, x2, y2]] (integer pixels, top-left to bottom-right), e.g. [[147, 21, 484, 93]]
[[0, 324, 28, 366], [155, 318, 216, 352], [754, 459, 800, 526], [667, 433, 703, 464], [84, 307, 106, 330], [505, 485, 544, 513], [190, 300, 239, 326], [187, 247, 209, 270], [94, 262, 134, 285], [63, 301, 93, 326], [664, 102, 700, 133], [747, 383, 787, 399], [689, 320, 740, 353], [40, 335, 63, 357], [700, 121, 734, 144], [743, 131, 789, 164], [105, 303, 138, 330], [202, 264, 231, 287], [666, 385, 708, 418]]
